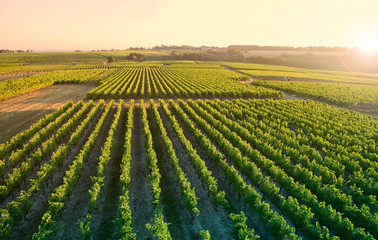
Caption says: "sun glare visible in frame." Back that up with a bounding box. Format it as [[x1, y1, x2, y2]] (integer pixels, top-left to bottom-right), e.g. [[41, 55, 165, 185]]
[[359, 35, 377, 54]]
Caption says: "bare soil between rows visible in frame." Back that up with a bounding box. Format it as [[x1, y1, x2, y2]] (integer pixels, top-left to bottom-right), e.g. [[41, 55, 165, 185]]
[[0, 83, 96, 144], [0, 72, 47, 82]]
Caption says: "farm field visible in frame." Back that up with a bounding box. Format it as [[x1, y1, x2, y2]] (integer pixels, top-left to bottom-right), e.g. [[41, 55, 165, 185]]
[[253, 80, 378, 106], [87, 67, 279, 99], [218, 62, 378, 107], [0, 98, 377, 240], [0, 54, 377, 240], [222, 62, 378, 85], [0, 69, 104, 101], [1, 57, 377, 107], [0, 83, 95, 143]]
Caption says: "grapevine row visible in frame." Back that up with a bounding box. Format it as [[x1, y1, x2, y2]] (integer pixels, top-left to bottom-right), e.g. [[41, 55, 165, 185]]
[[32, 100, 113, 239], [0, 100, 104, 239], [140, 100, 172, 239], [114, 100, 136, 239], [78, 100, 123, 239], [172, 100, 299, 239], [189, 99, 375, 239], [150, 99, 199, 214]]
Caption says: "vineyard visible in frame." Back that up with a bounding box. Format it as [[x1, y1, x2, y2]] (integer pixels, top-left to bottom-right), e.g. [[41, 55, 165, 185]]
[[215, 62, 378, 106], [0, 98, 376, 240], [253, 80, 378, 106], [222, 62, 378, 85], [86, 67, 279, 99], [0, 69, 104, 100], [0, 53, 377, 240]]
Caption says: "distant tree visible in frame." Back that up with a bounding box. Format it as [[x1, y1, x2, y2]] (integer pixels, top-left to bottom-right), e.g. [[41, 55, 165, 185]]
[[0, 49, 14, 53], [107, 56, 116, 63], [170, 51, 181, 57], [127, 53, 146, 62]]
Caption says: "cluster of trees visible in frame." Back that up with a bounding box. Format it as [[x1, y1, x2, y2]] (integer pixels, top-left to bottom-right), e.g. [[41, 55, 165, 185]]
[[126, 53, 146, 61], [165, 49, 244, 62], [106, 53, 147, 63], [164, 49, 377, 72], [227, 45, 351, 52], [147, 45, 376, 73], [107, 53, 147, 63], [152, 44, 219, 51], [128, 47, 147, 50], [107, 56, 116, 63], [0, 49, 33, 53]]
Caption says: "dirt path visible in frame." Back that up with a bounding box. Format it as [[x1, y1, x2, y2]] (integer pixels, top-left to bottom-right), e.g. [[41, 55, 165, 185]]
[[128, 106, 154, 239], [0, 83, 95, 144], [221, 65, 255, 82], [284, 94, 308, 101], [240, 79, 254, 84], [93, 104, 127, 239]]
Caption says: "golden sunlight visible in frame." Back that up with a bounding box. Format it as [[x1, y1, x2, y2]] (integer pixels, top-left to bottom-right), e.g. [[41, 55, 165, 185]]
[[358, 35, 377, 54]]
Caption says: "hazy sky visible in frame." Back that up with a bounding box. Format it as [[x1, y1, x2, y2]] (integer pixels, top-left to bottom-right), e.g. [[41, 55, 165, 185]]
[[0, 0, 377, 50]]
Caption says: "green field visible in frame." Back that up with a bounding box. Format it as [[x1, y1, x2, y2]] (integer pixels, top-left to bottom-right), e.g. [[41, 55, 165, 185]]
[[0, 52, 377, 240], [253, 80, 378, 106], [222, 62, 378, 85]]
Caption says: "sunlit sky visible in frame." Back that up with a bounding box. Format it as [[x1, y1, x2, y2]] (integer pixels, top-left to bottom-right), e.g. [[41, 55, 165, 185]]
[[0, 0, 377, 51]]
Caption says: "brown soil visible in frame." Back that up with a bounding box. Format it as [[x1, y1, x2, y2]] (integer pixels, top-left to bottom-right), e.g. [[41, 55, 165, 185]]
[[240, 79, 254, 84], [0, 72, 46, 82], [93, 104, 128, 239], [347, 104, 378, 117], [0, 83, 96, 144], [221, 65, 256, 83], [147, 105, 193, 239], [128, 106, 154, 239]]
